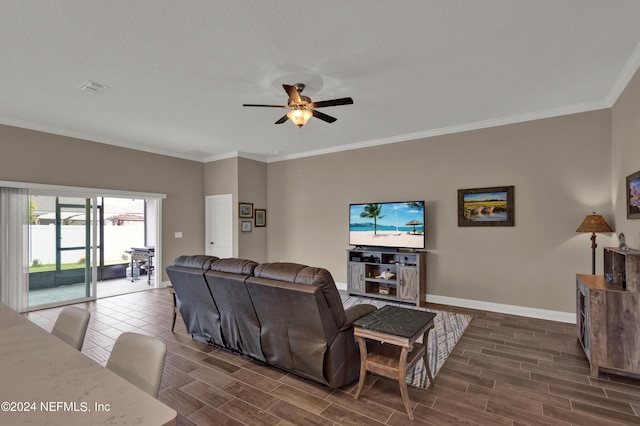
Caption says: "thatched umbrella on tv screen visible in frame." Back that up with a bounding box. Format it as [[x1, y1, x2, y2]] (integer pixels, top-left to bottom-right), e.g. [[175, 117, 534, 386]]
[[406, 220, 423, 234]]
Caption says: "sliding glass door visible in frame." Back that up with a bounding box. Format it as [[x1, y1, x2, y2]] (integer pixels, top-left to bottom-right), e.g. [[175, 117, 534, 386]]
[[1, 181, 164, 312], [28, 195, 96, 308]]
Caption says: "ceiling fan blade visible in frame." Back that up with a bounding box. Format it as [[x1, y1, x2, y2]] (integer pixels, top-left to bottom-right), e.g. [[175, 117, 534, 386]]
[[274, 114, 289, 124], [242, 103, 287, 108], [283, 84, 302, 104], [311, 109, 337, 123], [309, 97, 354, 108]]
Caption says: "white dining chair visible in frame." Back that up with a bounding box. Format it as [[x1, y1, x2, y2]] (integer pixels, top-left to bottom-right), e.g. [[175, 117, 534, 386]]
[[106, 332, 167, 398], [51, 306, 91, 351]]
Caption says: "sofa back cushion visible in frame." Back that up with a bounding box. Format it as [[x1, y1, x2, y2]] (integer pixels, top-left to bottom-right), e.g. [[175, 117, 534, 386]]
[[173, 255, 218, 270], [210, 258, 258, 275], [166, 255, 222, 345], [204, 258, 264, 361], [246, 263, 346, 385]]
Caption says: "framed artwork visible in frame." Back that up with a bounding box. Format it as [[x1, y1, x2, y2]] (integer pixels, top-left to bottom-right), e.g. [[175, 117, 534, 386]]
[[255, 209, 266, 227], [458, 185, 515, 227], [241, 220, 252, 232], [239, 202, 253, 218], [626, 170, 640, 219]]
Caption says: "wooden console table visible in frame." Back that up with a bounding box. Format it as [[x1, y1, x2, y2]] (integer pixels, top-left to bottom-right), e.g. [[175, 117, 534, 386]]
[[353, 305, 436, 421], [577, 272, 640, 378]]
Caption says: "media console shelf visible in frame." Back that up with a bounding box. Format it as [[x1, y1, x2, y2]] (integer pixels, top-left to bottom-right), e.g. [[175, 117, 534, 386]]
[[576, 247, 640, 378], [347, 249, 426, 306]]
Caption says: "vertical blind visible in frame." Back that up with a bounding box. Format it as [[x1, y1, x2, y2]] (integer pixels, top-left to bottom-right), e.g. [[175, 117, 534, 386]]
[[0, 187, 29, 312]]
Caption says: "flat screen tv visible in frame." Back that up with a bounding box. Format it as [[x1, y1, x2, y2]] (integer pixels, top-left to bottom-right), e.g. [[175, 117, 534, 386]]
[[349, 201, 425, 250]]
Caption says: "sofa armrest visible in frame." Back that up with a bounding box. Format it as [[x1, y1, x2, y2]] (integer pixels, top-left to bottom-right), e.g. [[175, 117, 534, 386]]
[[340, 304, 377, 331]]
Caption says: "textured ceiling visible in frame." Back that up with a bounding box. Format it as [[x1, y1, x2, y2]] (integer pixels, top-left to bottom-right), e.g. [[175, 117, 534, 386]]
[[2, 1, 640, 162]]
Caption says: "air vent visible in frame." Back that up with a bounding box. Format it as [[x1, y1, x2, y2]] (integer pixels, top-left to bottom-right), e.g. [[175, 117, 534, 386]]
[[78, 80, 109, 94]]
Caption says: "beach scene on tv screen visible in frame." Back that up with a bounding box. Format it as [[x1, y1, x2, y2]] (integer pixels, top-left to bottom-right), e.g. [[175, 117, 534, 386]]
[[349, 202, 424, 248]]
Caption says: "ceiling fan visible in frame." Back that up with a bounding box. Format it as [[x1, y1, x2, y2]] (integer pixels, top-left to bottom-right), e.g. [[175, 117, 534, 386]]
[[242, 83, 353, 127]]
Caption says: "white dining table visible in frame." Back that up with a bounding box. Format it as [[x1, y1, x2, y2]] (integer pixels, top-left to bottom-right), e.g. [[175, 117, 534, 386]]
[[0, 302, 177, 425]]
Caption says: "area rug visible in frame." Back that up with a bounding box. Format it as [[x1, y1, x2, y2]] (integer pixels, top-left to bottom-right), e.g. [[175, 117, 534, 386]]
[[341, 294, 472, 389]]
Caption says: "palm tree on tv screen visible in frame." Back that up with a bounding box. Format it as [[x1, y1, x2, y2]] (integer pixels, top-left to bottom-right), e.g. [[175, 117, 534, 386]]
[[360, 204, 386, 235], [406, 201, 424, 211]]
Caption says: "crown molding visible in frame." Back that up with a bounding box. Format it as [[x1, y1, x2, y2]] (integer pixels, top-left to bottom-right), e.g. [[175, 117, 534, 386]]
[[265, 100, 608, 163], [605, 39, 640, 107], [203, 151, 241, 162], [203, 151, 269, 163]]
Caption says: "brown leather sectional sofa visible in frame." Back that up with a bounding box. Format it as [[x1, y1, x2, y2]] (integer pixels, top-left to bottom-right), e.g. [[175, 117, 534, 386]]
[[166, 255, 377, 388]]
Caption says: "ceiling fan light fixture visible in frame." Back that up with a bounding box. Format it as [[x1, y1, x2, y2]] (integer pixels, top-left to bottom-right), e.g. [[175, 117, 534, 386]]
[[243, 83, 351, 126], [287, 109, 313, 127]]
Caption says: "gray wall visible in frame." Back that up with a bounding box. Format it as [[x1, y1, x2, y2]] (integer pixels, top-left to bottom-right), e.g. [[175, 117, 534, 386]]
[[266, 110, 612, 313], [204, 156, 267, 261], [237, 157, 268, 263], [612, 67, 640, 247], [0, 124, 205, 282]]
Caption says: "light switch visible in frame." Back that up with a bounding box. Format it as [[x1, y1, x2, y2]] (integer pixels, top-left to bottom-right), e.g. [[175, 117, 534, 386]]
[[174, 232, 183, 238]]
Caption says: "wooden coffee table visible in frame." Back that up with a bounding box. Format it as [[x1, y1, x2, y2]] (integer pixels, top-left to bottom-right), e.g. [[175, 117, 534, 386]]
[[353, 305, 436, 421]]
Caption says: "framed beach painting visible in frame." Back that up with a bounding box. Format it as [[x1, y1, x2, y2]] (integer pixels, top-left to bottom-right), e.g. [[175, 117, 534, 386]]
[[239, 202, 253, 218], [458, 186, 515, 227], [255, 209, 266, 227], [627, 171, 640, 219]]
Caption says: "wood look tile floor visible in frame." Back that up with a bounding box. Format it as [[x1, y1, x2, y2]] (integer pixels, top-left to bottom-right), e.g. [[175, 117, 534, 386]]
[[24, 288, 640, 425]]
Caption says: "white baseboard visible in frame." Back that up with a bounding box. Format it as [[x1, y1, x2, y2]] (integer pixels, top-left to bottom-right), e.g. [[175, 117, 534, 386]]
[[426, 294, 575, 324], [336, 282, 576, 324]]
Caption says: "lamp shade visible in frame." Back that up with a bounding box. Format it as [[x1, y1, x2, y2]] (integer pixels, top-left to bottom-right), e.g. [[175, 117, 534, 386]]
[[576, 212, 614, 233], [287, 109, 312, 127]]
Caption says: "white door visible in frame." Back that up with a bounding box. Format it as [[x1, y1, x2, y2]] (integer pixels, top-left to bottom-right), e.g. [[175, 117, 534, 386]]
[[205, 194, 233, 258]]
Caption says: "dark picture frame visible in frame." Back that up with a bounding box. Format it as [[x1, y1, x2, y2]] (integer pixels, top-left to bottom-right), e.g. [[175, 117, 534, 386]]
[[241, 220, 252, 232], [239, 202, 253, 218], [255, 209, 266, 227], [626, 171, 640, 219], [458, 185, 515, 227]]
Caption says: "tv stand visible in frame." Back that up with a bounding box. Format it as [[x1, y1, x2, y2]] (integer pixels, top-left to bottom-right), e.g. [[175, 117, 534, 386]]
[[352, 246, 400, 253], [347, 248, 426, 306]]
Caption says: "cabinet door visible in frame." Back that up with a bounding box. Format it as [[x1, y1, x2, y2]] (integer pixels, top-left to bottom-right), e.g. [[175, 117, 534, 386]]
[[397, 266, 418, 302], [576, 282, 590, 359], [348, 262, 365, 293]]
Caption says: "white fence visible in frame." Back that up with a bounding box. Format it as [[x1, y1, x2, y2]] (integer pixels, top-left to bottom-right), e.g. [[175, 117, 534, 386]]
[[29, 224, 144, 265]]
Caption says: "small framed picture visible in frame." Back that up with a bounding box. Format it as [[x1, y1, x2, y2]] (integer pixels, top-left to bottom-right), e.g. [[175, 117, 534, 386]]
[[241, 220, 252, 232], [458, 185, 515, 227], [626, 170, 640, 219], [255, 209, 266, 227], [239, 202, 253, 218]]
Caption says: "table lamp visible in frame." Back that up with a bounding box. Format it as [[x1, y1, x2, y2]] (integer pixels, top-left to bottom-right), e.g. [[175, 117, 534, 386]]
[[576, 212, 614, 274]]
